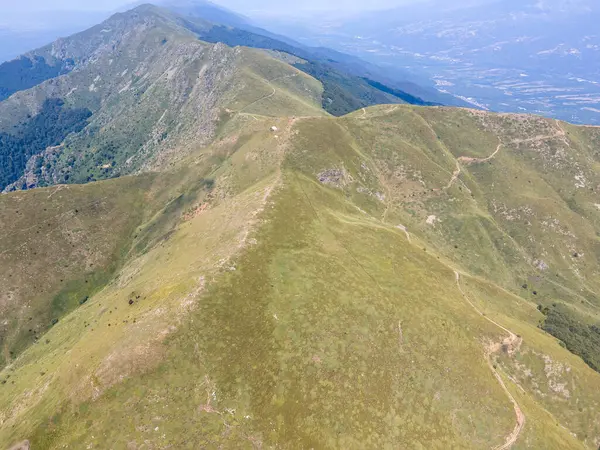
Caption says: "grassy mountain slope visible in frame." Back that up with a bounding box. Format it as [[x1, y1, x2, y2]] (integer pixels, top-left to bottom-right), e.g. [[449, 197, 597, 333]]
[[2, 98, 600, 448], [287, 107, 600, 447], [341, 106, 600, 314], [158, 0, 460, 109], [0, 40, 323, 361], [185, 21, 437, 115], [0, 176, 153, 369]]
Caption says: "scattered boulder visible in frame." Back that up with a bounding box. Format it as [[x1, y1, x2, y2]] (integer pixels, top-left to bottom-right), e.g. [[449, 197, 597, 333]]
[[426, 215, 438, 226], [317, 168, 351, 188]]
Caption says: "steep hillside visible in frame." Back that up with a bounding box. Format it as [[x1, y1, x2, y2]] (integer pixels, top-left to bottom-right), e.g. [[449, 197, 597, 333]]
[[0, 5, 326, 193], [2, 98, 600, 448], [0, 176, 152, 369], [181, 19, 436, 114], [336, 106, 600, 304], [287, 106, 600, 447]]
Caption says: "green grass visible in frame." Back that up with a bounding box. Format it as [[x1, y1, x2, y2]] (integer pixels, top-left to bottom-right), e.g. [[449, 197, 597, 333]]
[[4, 100, 600, 448], [11, 7, 600, 448], [3, 172, 517, 448], [0, 176, 155, 367]]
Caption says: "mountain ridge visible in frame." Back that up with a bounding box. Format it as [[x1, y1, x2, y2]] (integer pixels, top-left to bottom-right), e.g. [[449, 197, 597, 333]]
[[3, 104, 600, 448], [0, 4, 449, 193], [0, 4, 332, 192]]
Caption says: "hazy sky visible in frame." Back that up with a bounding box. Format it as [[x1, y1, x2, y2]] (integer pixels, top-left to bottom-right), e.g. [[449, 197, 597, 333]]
[[0, 0, 420, 14], [0, 0, 128, 11]]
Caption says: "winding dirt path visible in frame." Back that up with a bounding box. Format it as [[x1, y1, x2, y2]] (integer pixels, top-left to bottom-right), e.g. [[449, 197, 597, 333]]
[[444, 126, 566, 189], [238, 73, 298, 114], [444, 160, 462, 190], [47, 184, 67, 199], [454, 271, 525, 449], [444, 141, 502, 189], [395, 224, 411, 242], [458, 142, 503, 166], [239, 87, 276, 113]]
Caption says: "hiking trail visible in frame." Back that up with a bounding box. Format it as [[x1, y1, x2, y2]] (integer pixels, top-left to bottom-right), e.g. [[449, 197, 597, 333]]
[[454, 271, 525, 450]]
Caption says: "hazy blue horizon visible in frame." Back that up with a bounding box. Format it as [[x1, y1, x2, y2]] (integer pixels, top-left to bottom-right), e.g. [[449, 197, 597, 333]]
[[0, 0, 427, 15]]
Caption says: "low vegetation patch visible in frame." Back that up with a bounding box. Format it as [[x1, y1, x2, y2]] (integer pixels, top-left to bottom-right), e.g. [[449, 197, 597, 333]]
[[539, 304, 600, 373], [362, 77, 439, 106]]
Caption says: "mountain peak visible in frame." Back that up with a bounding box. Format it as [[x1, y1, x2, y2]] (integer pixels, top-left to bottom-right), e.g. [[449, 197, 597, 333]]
[[126, 3, 175, 19], [156, 0, 250, 25], [104, 3, 179, 27]]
